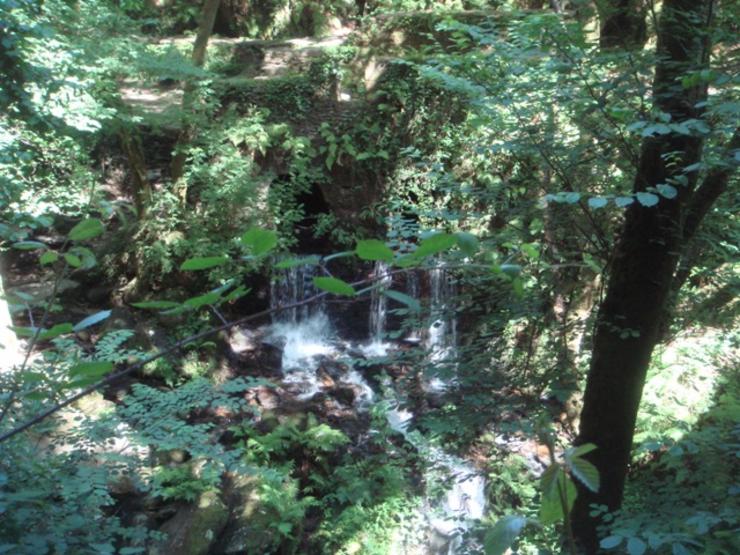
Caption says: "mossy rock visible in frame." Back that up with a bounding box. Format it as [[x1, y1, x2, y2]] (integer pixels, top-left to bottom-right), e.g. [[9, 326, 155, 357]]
[[150, 490, 229, 555]]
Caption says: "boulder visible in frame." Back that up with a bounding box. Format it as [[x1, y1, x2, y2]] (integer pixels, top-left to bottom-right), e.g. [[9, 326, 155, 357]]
[[150, 490, 229, 555]]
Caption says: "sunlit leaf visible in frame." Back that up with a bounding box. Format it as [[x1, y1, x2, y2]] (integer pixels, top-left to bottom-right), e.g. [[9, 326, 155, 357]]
[[415, 233, 456, 258], [313, 276, 356, 296], [356, 239, 393, 262], [241, 228, 278, 256], [73, 310, 112, 332], [69, 218, 104, 241], [636, 192, 659, 207]]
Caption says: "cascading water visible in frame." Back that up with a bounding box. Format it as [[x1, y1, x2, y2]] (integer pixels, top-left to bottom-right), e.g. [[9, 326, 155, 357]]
[[369, 261, 393, 342], [427, 263, 459, 393], [270, 264, 322, 324], [267, 261, 484, 554]]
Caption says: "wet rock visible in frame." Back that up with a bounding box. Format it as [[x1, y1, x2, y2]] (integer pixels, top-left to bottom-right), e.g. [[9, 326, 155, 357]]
[[330, 385, 357, 406], [150, 490, 228, 555], [317, 356, 348, 381], [317, 367, 336, 388], [218, 474, 278, 555]]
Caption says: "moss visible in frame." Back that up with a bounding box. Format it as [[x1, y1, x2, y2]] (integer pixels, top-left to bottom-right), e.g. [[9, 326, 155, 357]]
[[153, 490, 229, 555]]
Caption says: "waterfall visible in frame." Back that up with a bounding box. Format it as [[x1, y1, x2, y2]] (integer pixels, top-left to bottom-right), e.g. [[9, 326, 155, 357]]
[[267, 260, 484, 554], [270, 263, 321, 323], [427, 263, 458, 392], [369, 261, 392, 342]]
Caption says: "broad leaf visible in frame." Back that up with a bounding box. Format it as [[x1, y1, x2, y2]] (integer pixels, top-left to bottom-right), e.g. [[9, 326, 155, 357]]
[[241, 228, 278, 256], [588, 197, 608, 209], [69, 218, 104, 241], [384, 289, 421, 312], [656, 184, 678, 199], [356, 239, 393, 262], [540, 464, 577, 525], [275, 255, 320, 269], [455, 232, 479, 256], [600, 536, 623, 549], [415, 233, 457, 258], [313, 277, 356, 296], [636, 192, 659, 207], [64, 253, 82, 268], [39, 323, 74, 340], [570, 443, 597, 457], [73, 310, 111, 332], [39, 251, 59, 265], [180, 256, 228, 271], [627, 537, 647, 555], [184, 292, 221, 309], [483, 515, 528, 555], [131, 300, 181, 310], [569, 456, 600, 493], [615, 196, 634, 207], [12, 241, 46, 250]]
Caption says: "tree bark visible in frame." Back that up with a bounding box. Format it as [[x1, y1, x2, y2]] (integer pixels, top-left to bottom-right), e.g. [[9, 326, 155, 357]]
[[170, 0, 222, 184], [597, 0, 647, 49], [571, 1, 717, 552]]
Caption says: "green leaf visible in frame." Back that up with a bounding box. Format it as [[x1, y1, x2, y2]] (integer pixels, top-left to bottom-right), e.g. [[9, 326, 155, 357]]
[[564, 192, 581, 204], [180, 256, 228, 271], [39, 251, 59, 265], [656, 184, 678, 199], [588, 197, 608, 209], [483, 515, 528, 555], [615, 196, 634, 207], [313, 277, 356, 296], [73, 310, 112, 332], [627, 537, 647, 555], [184, 291, 221, 309], [12, 241, 46, 250], [356, 239, 393, 262], [9, 326, 38, 338], [600, 536, 624, 549], [520, 243, 539, 259], [569, 456, 600, 493], [455, 232, 479, 256], [540, 465, 577, 525], [64, 253, 82, 268], [384, 289, 421, 312], [570, 443, 597, 457], [38, 323, 74, 340], [636, 192, 659, 207], [415, 233, 457, 258], [241, 227, 278, 256], [69, 218, 104, 241], [69, 361, 113, 379], [275, 255, 320, 269], [131, 300, 181, 310]]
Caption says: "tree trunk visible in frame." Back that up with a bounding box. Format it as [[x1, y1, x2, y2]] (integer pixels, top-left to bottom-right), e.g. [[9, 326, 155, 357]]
[[597, 0, 647, 49], [571, 1, 716, 551], [170, 0, 222, 184]]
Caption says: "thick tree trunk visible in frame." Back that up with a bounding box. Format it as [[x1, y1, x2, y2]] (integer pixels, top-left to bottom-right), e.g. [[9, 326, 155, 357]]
[[571, 1, 715, 552], [170, 0, 222, 184]]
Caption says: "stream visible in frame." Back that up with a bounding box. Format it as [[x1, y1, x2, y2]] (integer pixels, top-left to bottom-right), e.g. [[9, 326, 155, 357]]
[[262, 262, 487, 554]]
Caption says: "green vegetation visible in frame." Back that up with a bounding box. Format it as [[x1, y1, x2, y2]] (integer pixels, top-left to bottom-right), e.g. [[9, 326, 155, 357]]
[[0, 0, 737, 554]]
